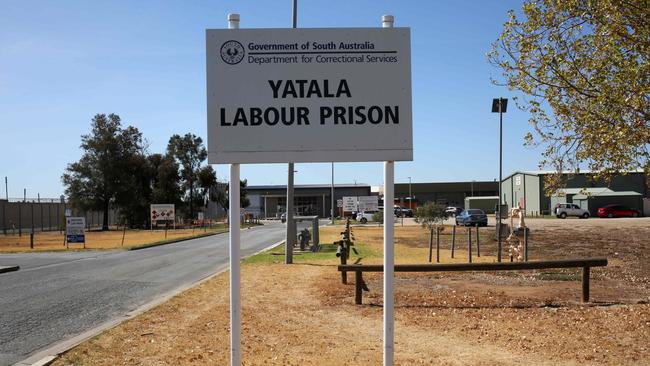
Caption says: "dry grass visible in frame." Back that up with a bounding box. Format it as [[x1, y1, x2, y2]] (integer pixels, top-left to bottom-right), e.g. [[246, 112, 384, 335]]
[[53, 223, 650, 365], [0, 226, 228, 252]]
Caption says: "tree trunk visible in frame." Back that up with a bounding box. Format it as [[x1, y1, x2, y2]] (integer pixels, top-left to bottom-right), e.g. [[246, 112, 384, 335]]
[[102, 200, 110, 231], [189, 179, 194, 219]]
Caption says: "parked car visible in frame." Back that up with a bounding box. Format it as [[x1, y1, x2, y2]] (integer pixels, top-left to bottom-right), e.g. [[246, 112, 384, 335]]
[[597, 204, 641, 218], [394, 206, 413, 217], [280, 212, 297, 223], [455, 209, 488, 226], [555, 203, 590, 219], [356, 210, 379, 224], [445, 206, 463, 216]]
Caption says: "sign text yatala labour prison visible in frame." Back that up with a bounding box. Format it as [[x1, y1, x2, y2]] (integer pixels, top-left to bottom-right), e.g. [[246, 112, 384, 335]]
[[219, 79, 401, 127], [207, 28, 411, 163]]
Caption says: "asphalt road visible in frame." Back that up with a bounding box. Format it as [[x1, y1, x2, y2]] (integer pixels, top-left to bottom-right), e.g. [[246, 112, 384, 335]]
[[0, 222, 295, 366]]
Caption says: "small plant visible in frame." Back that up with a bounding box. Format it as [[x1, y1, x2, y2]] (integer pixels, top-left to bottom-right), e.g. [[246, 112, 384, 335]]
[[372, 210, 384, 225], [414, 202, 449, 261]]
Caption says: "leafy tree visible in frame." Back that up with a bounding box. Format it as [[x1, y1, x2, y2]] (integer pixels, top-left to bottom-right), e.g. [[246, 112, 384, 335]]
[[116, 152, 152, 228], [166, 133, 207, 219], [197, 165, 218, 206], [62, 114, 145, 230], [214, 179, 250, 216], [488, 0, 649, 192], [148, 153, 182, 206], [414, 202, 448, 259]]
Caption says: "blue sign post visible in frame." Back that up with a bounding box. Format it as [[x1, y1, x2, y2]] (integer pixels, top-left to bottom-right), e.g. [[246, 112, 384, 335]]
[[65, 217, 86, 248]]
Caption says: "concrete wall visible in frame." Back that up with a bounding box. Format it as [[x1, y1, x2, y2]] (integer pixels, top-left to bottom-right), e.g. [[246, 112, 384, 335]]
[[525, 174, 542, 215], [464, 197, 499, 213], [0, 200, 119, 233]]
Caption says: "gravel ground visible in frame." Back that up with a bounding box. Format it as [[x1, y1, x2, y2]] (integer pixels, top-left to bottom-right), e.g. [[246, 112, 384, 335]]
[[53, 221, 650, 365]]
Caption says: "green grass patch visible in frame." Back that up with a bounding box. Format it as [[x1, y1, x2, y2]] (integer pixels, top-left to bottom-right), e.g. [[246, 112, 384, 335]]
[[243, 241, 378, 265], [536, 271, 581, 281]]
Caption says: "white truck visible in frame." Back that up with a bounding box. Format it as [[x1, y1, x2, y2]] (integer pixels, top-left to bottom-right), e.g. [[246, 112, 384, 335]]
[[555, 203, 590, 219]]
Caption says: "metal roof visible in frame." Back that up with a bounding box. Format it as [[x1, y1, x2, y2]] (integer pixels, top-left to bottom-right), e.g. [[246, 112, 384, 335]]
[[573, 191, 643, 199], [554, 187, 614, 195], [248, 183, 370, 190]]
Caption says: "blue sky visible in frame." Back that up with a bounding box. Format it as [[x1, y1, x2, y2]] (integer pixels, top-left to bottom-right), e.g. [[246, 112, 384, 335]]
[[0, 0, 541, 199]]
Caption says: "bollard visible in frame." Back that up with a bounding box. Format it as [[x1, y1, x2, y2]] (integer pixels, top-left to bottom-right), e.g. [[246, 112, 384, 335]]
[[524, 228, 529, 261], [476, 224, 480, 257], [582, 267, 590, 302], [428, 228, 433, 263], [436, 227, 440, 263], [451, 225, 456, 259], [467, 227, 472, 263], [30, 232, 34, 249]]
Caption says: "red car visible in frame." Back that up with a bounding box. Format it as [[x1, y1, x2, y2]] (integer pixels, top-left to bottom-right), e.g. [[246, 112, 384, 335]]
[[597, 204, 642, 218]]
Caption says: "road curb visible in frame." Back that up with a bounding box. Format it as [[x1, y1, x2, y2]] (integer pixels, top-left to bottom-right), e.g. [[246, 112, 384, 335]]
[[0, 265, 20, 274], [17, 236, 285, 366], [127, 231, 223, 251]]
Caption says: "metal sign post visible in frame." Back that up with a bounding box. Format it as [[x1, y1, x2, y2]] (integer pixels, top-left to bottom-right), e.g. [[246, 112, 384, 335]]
[[382, 15, 396, 366], [227, 14, 242, 366]]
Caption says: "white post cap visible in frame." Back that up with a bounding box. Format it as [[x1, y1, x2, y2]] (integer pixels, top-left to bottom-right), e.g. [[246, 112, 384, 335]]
[[382, 15, 394, 28], [228, 13, 240, 29]]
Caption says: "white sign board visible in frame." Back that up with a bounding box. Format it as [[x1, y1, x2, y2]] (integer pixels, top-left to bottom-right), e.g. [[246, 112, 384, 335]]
[[358, 196, 379, 211], [336, 199, 343, 208], [150, 204, 175, 222], [66, 217, 85, 243], [206, 28, 412, 164], [342, 196, 358, 212]]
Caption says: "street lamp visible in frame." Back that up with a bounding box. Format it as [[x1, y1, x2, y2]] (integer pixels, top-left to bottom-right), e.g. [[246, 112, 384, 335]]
[[492, 97, 508, 262]]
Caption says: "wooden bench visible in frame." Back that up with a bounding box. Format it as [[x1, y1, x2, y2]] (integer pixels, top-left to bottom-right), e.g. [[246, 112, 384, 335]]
[[338, 258, 608, 305]]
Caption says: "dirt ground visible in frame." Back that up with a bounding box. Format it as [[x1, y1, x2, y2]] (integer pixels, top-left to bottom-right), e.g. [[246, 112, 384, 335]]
[[0, 226, 227, 252], [54, 218, 650, 365]]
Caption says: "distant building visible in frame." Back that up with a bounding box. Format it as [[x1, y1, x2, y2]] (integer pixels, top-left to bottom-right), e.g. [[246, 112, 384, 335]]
[[246, 184, 371, 219], [500, 170, 648, 215], [392, 181, 498, 209]]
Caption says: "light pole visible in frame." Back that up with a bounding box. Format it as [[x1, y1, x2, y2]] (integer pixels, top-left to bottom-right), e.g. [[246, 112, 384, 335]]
[[492, 97, 508, 262], [285, 0, 298, 265], [407, 176, 412, 209], [331, 162, 335, 224]]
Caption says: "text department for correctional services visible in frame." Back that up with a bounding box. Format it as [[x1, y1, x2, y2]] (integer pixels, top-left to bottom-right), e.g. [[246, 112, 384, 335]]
[[245, 40, 399, 65]]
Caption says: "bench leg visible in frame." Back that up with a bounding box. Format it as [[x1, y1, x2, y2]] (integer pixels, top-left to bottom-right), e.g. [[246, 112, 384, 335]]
[[355, 271, 363, 305], [341, 253, 347, 284], [582, 267, 590, 303]]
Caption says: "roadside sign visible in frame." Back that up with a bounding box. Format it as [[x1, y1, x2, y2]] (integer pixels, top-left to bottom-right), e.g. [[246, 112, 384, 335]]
[[358, 196, 379, 211], [66, 217, 85, 243], [206, 27, 412, 164], [198, 212, 204, 221], [150, 204, 175, 222], [336, 199, 343, 208], [342, 197, 358, 212], [64, 208, 72, 217]]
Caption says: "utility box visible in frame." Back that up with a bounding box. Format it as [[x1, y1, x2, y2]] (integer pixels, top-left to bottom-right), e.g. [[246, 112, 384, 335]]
[[464, 196, 499, 213]]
